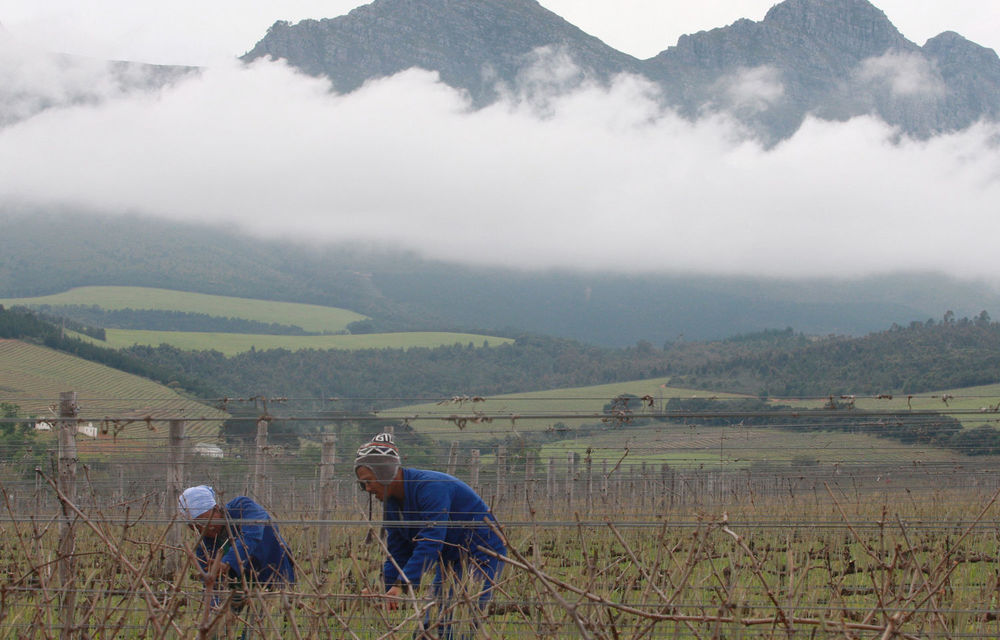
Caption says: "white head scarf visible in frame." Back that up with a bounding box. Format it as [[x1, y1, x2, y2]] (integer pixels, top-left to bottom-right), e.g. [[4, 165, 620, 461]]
[[178, 485, 217, 519]]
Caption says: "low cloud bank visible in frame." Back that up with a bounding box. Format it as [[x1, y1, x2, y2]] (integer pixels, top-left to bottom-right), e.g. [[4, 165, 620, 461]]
[[1, 49, 998, 280]]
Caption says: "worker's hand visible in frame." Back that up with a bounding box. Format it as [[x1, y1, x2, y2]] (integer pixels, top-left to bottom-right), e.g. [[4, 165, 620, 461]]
[[203, 559, 229, 588], [361, 585, 403, 610], [383, 586, 403, 610]]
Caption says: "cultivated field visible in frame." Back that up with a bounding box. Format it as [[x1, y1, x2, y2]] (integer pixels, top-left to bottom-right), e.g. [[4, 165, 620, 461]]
[[376, 377, 745, 441], [535, 423, 971, 468], [4, 286, 512, 354], [781, 384, 1000, 430], [3, 450, 999, 639], [0, 286, 367, 333], [96, 328, 513, 355], [0, 339, 225, 441]]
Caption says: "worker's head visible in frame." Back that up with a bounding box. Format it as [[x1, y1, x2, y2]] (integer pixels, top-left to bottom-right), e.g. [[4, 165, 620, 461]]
[[178, 485, 225, 537], [354, 433, 401, 501]]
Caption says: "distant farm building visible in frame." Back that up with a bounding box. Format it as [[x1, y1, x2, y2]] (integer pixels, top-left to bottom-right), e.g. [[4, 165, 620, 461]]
[[193, 442, 224, 458], [77, 422, 97, 438], [34, 420, 98, 437]]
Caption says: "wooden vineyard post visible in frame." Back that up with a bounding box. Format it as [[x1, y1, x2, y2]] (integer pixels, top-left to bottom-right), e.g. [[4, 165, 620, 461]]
[[566, 452, 575, 509], [601, 459, 609, 506], [470, 449, 481, 495], [253, 417, 269, 502], [165, 420, 186, 577], [629, 465, 636, 504], [495, 445, 506, 507], [57, 391, 78, 638], [585, 450, 593, 512], [524, 450, 535, 517], [318, 434, 337, 558], [641, 461, 648, 510], [660, 464, 670, 512], [446, 441, 459, 476], [546, 458, 555, 510]]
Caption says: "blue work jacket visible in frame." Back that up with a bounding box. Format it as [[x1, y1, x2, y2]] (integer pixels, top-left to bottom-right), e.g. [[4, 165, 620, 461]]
[[382, 468, 505, 589], [195, 496, 295, 586]]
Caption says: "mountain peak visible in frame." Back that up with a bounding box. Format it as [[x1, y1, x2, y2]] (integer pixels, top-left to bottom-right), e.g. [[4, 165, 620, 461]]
[[924, 30, 1000, 62], [762, 0, 911, 55], [243, 0, 639, 102], [765, 0, 890, 24]]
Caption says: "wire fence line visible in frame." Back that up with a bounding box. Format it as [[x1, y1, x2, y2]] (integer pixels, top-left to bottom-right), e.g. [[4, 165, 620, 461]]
[[4, 478, 1000, 639], [3, 392, 1000, 637]]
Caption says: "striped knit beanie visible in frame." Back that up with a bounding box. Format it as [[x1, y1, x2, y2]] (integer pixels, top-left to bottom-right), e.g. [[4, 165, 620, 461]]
[[354, 432, 402, 486]]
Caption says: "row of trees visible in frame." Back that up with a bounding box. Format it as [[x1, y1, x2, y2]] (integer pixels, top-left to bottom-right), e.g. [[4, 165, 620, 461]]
[[30, 304, 316, 336], [125, 334, 670, 408], [664, 314, 1000, 396], [663, 396, 990, 455], [0, 402, 47, 472]]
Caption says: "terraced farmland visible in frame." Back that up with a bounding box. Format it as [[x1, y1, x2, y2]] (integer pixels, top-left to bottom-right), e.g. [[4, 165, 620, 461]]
[[0, 339, 225, 442]]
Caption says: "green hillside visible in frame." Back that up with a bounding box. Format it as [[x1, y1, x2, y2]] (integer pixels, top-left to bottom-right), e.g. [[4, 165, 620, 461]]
[[782, 384, 1000, 430], [374, 374, 1000, 465], [535, 423, 972, 468], [0, 339, 225, 443], [6, 286, 512, 355], [0, 286, 367, 333], [96, 329, 512, 356], [376, 377, 745, 442]]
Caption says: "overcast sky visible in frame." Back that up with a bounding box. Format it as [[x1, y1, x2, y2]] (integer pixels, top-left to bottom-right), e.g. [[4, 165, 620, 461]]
[[1, 1, 999, 281]]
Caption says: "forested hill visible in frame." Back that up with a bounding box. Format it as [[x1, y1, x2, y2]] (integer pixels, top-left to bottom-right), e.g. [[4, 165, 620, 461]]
[[666, 314, 1000, 396], [124, 312, 1000, 403], [123, 336, 668, 406], [6, 305, 1000, 404]]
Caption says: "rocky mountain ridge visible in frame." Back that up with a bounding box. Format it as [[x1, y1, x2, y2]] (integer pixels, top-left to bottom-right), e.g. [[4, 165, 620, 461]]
[[244, 0, 1000, 142]]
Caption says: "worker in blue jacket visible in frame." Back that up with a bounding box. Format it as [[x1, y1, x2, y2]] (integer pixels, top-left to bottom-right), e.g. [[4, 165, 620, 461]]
[[355, 433, 505, 636], [178, 485, 296, 594]]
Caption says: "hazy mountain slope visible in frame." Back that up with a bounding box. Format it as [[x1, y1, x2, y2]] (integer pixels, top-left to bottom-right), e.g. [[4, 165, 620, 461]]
[[0, 33, 194, 127], [3, 210, 999, 346], [0, 209, 430, 327], [922, 31, 1000, 126]]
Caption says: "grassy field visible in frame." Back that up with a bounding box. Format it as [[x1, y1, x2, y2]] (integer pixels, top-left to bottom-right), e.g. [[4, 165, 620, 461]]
[[776, 383, 1000, 429], [0, 286, 367, 332], [91, 329, 513, 355], [535, 423, 970, 467], [375, 375, 991, 469], [0, 339, 225, 442], [376, 377, 747, 442]]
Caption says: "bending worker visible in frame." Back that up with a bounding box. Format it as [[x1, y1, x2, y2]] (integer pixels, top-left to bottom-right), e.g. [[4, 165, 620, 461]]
[[355, 433, 505, 633], [178, 485, 296, 595]]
